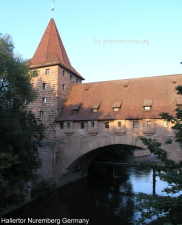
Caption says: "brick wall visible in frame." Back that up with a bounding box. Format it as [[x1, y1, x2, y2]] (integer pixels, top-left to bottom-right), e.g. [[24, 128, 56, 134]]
[[29, 65, 82, 139], [28, 64, 82, 182]]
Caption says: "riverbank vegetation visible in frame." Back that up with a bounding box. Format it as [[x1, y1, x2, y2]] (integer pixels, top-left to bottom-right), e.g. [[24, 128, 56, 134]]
[[136, 86, 182, 225], [0, 34, 44, 210]]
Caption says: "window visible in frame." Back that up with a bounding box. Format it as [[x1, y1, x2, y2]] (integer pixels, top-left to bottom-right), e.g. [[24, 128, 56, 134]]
[[113, 107, 120, 112], [105, 122, 109, 128], [133, 121, 139, 128], [42, 97, 46, 103], [91, 122, 94, 127], [144, 106, 151, 111], [143, 99, 152, 111], [70, 74, 73, 80], [43, 83, 47, 89], [60, 123, 64, 129], [147, 121, 151, 126], [40, 111, 43, 117], [164, 121, 168, 128], [63, 70, 65, 76], [45, 69, 50, 75], [76, 78, 79, 83], [112, 101, 122, 112], [71, 104, 81, 114], [118, 121, 121, 127], [67, 123, 70, 128], [81, 123, 85, 129], [92, 108, 98, 113], [91, 102, 101, 113], [62, 84, 65, 90]]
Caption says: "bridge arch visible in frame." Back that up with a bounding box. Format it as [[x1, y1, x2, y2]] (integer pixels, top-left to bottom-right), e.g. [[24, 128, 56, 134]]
[[58, 135, 148, 177]]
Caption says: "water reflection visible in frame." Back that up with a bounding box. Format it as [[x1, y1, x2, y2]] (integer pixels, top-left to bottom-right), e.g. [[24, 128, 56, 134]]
[[6, 167, 172, 225]]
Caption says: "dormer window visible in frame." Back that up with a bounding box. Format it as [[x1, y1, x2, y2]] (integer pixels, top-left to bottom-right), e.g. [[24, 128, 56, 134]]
[[113, 107, 120, 112], [91, 102, 101, 113], [112, 101, 122, 112], [71, 104, 81, 114], [45, 69, 50, 75], [143, 99, 153, 111], [92, 108, 98, 113], [144, 106, 151, 111]]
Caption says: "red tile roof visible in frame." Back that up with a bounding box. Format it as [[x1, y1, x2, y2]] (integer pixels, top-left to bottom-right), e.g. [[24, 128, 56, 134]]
[[29, 18, 84, 80], [56, 74, 182, 121]]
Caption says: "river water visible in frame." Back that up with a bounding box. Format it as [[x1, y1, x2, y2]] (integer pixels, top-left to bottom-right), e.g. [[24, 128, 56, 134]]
[[5, 166, 174, 225]]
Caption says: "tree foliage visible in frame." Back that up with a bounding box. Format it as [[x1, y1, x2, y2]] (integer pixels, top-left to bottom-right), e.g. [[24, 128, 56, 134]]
[[136, 86, 182, 225], [0, 34, 44, 203]]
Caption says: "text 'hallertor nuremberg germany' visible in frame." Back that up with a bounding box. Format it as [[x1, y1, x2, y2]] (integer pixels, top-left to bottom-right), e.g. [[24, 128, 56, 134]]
[[1, 218, 90, 225]]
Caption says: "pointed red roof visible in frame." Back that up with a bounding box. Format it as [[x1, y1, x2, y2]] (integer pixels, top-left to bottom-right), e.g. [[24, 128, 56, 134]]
[[30, 18, 84, 79]]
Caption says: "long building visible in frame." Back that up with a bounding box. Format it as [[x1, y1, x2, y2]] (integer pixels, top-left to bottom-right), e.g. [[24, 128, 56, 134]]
[[28, 18, 182, 185]]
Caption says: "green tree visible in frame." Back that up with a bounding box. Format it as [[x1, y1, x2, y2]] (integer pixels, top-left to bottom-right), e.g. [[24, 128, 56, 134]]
[[136, 86, 182, 225], [0, 34, 44, 205]]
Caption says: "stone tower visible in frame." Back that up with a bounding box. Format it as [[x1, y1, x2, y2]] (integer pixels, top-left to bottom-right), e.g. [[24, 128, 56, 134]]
[[28, 18, 84, 139]]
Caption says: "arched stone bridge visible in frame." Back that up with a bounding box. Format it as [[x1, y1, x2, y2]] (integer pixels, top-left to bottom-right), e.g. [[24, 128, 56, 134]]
[[36, 119, 182, 186]]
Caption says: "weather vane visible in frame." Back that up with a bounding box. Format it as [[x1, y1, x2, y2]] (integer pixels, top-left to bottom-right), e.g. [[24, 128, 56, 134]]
[[51, 0, 56, 11]]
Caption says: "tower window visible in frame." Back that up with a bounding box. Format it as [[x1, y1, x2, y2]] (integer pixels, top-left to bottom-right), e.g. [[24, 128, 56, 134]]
[[81, 123, 85, 129], [40, 111, 43, 117], [63, 70, 65, 76], [62, 84, 65, 90], [67, 123, 70, 128], [91, 122, 94, 127], [133, 121, 139, 128], [45, 69, 50, 75], [43, 83, 47, 89], [118, 121, 121, 127], [42, 97, 46, 103], [60, 123, 64, 129], [70, 74, 73, 80], [105, 122, 109, 128]]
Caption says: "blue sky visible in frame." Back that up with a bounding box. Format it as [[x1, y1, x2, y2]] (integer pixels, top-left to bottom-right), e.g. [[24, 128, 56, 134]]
[[0, 0, 182, 83]]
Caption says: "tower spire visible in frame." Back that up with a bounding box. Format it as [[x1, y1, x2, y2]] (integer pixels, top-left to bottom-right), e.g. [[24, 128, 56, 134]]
[[29, 18, 84, 80]]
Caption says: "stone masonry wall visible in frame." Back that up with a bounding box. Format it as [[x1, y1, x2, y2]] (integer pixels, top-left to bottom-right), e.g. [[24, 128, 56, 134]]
[[28, 65, 82, 182], [29, 65, 82, 139], [55, 118, 182, 185]]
